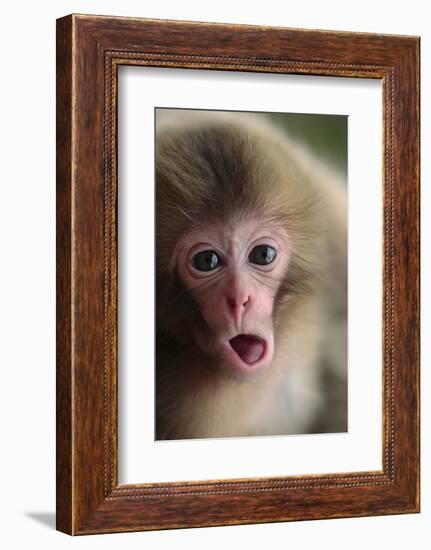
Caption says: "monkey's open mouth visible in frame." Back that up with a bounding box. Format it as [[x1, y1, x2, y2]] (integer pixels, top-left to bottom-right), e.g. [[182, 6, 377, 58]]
[[229, 334, 265, 365]]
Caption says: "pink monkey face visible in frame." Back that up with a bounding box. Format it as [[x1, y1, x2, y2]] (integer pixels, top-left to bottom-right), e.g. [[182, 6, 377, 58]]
[[174, 218, 290, 375]]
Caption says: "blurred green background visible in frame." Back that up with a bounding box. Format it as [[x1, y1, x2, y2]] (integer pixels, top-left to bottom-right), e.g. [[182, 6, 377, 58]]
[[266, 112, 348, 179]]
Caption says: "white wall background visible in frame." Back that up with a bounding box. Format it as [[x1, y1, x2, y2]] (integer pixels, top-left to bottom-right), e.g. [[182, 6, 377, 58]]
[[0, 1, 427, 548]]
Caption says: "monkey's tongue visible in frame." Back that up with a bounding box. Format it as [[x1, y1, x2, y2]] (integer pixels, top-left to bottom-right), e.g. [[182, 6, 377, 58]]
[[229, 335, 265, 365]]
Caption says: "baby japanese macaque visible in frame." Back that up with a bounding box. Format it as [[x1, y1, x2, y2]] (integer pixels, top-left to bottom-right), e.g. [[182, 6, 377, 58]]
[[155, 109, 347, 440]]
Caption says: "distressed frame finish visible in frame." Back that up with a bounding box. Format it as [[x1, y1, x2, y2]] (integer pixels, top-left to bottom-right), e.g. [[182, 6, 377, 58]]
[[56, 14, 420, 535]]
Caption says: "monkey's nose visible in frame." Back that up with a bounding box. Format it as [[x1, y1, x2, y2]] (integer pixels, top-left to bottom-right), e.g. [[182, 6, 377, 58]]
[[226, 296, 251, 323], [227, 295, 250, 309]]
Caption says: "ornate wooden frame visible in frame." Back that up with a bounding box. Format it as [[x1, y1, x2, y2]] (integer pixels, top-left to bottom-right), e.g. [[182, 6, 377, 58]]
[[56, 14, 420, 535]]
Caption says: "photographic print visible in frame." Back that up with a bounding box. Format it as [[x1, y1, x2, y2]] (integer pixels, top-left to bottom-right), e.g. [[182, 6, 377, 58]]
[[155, 108, 348, 440], [56, 15, 419, 534]]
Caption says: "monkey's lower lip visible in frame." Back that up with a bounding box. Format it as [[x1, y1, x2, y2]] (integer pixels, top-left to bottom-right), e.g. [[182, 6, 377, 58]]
[[229, 334, 265, 365]]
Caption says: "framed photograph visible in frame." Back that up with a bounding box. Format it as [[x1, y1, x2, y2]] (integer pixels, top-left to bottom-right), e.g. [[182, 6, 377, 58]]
[[56, 14, 420, 535]]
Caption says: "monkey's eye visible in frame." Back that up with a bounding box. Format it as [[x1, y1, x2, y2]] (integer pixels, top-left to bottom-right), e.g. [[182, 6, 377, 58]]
[[191, 250, 222, 272], [248, 245, 277, 266]]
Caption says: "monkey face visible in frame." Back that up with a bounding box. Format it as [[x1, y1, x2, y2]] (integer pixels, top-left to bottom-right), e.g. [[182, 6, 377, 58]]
[[174, 218, 290, 375]]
